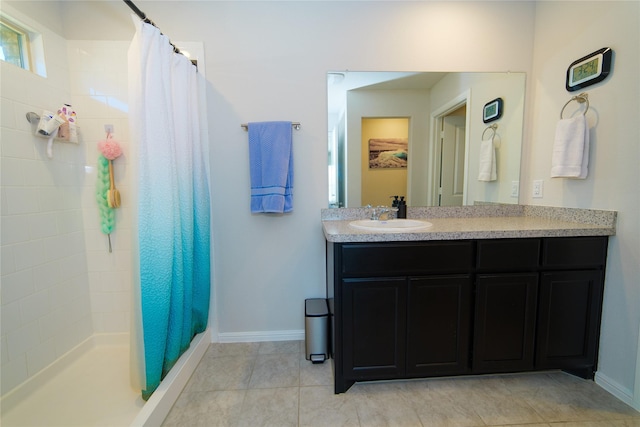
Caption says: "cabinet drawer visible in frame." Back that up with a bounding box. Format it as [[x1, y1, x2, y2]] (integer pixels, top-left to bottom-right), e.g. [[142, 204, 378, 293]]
[[339, 241, 473, 276], [542, 237, 608, 269], [477, 239, 540, 271]]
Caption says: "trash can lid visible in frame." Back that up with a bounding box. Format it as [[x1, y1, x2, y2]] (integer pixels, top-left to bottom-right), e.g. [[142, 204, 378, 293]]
[[305, 298, 328, 316]]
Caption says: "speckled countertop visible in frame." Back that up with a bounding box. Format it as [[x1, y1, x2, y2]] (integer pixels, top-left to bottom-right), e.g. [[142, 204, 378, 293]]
[[321, 205, 617, 243]]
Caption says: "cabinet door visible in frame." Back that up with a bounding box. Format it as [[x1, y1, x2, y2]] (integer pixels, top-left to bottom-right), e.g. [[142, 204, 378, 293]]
[[407, 275, 472, 376], [342, 277, 407, 380], [473, 273, 538, 373], [536, 270, 604, 376]]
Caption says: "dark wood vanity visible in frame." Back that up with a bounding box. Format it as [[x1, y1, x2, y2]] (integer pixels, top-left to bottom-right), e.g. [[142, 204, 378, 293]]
[[326, 235, 609, 394]]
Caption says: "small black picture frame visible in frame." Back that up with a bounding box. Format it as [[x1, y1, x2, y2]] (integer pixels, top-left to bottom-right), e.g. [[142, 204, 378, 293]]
[[483, 98, 503, 123], [566, 47, 613, 92]]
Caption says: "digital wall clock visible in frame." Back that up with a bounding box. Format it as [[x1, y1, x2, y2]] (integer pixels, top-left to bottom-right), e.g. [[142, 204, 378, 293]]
[[566, 47, 613, 92], [483, 97, 503, 123]]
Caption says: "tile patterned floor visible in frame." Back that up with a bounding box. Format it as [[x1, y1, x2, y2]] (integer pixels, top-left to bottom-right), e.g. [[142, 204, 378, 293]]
[[162, 341, 640, 427]]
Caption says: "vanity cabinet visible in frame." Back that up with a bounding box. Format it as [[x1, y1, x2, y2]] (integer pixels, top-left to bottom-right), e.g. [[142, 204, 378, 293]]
[[406, 275, 472, 377], [535, 237, 608, 377], [331, 241, 474, 393], [472, 239, 540, 373], [328, 236, 608, 394], [473, 273, 538, 373], [342, 277, 407, 380]]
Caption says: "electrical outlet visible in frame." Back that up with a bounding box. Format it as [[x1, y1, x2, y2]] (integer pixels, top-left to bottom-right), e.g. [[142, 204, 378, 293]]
[[532, 180, 544, 198], [511, 181, 519, 198]]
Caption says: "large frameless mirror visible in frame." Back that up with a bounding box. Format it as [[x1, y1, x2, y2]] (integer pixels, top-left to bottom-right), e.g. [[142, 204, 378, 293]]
[[327, 71, 526, 208]]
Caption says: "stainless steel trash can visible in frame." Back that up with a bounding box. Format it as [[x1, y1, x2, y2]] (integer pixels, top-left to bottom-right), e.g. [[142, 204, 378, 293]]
[[305, 298, 328, 363]]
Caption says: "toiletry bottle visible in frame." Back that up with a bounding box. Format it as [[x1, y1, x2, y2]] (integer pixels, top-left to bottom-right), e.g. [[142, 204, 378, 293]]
[[391, 195, 399, 208], [397, 196, 407, 219]]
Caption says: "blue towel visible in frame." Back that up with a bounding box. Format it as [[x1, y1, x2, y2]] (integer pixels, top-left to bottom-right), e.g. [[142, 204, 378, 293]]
[[248, 121, 294, 213]]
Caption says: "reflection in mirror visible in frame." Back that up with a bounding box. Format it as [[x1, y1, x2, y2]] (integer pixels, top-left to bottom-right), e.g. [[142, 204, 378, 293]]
[[327, 71, 526, 208]]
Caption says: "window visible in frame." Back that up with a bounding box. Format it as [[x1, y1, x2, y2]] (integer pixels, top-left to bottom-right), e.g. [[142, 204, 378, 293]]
[[0, 18, 31, 70]]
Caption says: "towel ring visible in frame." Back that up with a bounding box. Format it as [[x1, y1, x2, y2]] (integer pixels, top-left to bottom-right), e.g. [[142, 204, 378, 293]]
[[560, 92, 589, 119], [482, 123, 498, 140]]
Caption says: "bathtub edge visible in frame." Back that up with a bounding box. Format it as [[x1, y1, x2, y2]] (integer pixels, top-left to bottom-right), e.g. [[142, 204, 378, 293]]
[[130, 330, 210, 427]]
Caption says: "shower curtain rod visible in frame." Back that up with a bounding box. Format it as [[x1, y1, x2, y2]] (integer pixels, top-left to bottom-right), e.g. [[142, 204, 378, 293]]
[[123, 0, 195, 65]]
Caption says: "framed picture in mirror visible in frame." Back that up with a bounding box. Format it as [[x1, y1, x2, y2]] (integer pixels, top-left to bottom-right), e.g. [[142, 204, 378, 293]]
[[368, 138, 408, 169], [483, 98, 503, 123]]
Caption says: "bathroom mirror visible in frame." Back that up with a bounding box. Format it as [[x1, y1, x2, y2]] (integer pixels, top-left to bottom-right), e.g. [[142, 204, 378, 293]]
[[327, 71, 526, 208]]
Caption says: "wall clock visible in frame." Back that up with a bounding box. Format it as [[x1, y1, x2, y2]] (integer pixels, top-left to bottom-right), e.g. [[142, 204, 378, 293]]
[[566, 47, 613, 92]]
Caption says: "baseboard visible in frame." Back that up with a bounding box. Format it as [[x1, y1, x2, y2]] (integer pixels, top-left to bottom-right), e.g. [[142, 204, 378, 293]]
[[216, 329, 305, 343], [595, 371, 639, 411]]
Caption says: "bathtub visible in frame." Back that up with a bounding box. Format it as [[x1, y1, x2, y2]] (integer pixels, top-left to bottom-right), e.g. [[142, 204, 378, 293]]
[[0, 331, 209, 426]]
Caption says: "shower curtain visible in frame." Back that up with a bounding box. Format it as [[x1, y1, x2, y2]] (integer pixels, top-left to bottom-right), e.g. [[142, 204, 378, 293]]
[[128, 18, 210, 400]]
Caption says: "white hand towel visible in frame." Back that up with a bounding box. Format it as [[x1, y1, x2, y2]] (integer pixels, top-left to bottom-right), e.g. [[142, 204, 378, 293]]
[[478, 138, 497, 181], [551, 115, 589, 179]]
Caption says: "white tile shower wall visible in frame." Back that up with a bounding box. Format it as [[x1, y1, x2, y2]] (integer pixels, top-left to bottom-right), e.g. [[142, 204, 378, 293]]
[[67, 41, 132, 335], [0, 28, 93, 394]]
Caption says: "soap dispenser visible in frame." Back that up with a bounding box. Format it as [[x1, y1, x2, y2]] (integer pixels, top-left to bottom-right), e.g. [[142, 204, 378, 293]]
[[397, 196, 407, 219]]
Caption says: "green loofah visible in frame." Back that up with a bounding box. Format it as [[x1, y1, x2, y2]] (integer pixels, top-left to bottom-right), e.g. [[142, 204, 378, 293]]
[[96, 154, 115, 234]]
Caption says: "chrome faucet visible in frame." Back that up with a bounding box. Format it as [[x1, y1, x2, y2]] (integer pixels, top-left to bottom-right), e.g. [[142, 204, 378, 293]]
[[368, 205, 397, 220]]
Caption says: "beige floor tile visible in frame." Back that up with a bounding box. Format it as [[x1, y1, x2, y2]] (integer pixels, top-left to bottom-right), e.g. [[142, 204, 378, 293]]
[[610, 420, 640, 426], [523, 386, 619, 423], [206, 342, 260, 358], [237, 387, 299, 426], [548, 422, 638, 427], [348, 382, 423, 427], [163, 344, 640, 427], [548, 370, 595, 388], [407, 382, 486, 427], [469, 391, 545, 426], [426, 375, 512, 400], [259, 340, 302, 354], [185, 355, 255, 392], [501, 424, 551, 427], [249, 353, 300, 389], [161, 390, 245, 427], [579, 384, 640, 421], [299, 386, 360, 427], [497, 372, 566, 394], [300, 356, 333, 386]]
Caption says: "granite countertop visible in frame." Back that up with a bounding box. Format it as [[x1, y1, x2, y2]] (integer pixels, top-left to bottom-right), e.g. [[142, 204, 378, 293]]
[[322, 205, 617, 243]]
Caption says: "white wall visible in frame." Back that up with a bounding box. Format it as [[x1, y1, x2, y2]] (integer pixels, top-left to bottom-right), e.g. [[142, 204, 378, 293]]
[[66, 41, 133, 334], [525, 1, 640, 406], [0, 4, 93, 395], [0, 2, 133, 396]]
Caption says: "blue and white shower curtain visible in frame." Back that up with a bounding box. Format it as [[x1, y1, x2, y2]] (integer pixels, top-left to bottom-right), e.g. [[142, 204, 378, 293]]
[[128, 17, 210, 400]]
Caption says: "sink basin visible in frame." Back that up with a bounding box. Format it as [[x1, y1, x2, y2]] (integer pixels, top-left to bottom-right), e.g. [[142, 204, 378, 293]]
[[349, 219, 433, 232]]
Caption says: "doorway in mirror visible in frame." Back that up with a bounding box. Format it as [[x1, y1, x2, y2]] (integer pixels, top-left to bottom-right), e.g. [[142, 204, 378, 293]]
[[437, 105, 467, 206]]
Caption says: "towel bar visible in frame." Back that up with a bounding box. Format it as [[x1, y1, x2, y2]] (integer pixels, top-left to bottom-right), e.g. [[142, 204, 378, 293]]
[[241, 122, 301, 131], [560, 93, 589, 119]]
